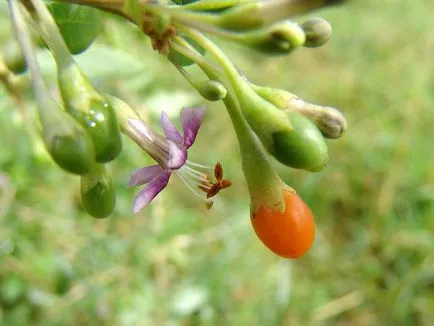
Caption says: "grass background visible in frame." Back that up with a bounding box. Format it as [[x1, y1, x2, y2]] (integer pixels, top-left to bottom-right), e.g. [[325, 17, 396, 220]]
[[1, 0, 433, 325]]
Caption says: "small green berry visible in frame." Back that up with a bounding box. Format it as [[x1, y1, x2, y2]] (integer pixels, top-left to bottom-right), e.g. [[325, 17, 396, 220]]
[[81, 164, 116, 218]]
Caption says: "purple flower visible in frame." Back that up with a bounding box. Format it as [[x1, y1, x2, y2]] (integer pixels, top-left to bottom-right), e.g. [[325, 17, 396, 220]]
[[126, 107, 217, 213]]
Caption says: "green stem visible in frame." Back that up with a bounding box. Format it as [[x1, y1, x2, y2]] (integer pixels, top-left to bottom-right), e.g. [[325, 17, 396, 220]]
[[140, 2, 252, 40], [256, 0, 343, 24], [170, 35, 285, 211], [178, 0, 243, 11], [142, 2, 219, 26], [175, 25, 247, 95], [8, 0, 65, 128], [8, 1, 45, 105], [169, 59, 201, 90], [28, 0, 74, 69], [171, 36, 224, 78], [222, 91, 285, 211], [176, 25, 291, 150]]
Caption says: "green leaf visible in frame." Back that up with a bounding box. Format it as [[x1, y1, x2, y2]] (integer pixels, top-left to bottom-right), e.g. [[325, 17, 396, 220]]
[[47, 3, 101, 55], [36, 44, 149, 81]]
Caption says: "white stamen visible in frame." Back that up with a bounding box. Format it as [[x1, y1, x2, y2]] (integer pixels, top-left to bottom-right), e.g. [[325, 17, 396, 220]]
[[183, 165, 208, 180], [186, 160, 213, 171], [175, 170, 212, 204]]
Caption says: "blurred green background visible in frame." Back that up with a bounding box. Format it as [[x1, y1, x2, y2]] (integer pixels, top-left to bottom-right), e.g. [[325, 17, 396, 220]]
[[1, 0, 433, 325]]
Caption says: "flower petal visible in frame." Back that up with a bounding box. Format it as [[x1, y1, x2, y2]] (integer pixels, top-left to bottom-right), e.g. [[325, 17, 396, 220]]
[[167, 141, 187, 170], [181, 107, 205, 149], [132, 172, 171, 213], [128, 164, 167, 188], [161, 111, 183, 144]]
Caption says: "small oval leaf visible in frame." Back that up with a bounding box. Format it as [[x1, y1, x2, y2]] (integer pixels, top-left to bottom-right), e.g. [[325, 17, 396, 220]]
[[47, 3, 101, 55]]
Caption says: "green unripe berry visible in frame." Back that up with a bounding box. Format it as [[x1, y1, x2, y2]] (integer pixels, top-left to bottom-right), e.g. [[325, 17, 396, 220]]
[[196, 80, 227, 101], [37, 96, 96, 175], [233, 84, 292, 154], [81, 164, 116, 218], [44, 117, 96, 174], [58, 63, 122, 163], [272, 111, 328, 172], [68, 98, 122, 162], [3, 40, 27, 74]]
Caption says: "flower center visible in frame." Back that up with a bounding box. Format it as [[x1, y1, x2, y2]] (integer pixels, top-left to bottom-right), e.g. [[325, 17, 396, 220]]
[[127, 118, 186, 169], [175, 161, 232, 209], [174, 160, 215, 208]]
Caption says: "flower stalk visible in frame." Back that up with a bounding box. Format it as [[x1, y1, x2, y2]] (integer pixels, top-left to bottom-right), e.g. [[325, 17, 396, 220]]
[[169, 34, 288, 212], [8, 0, 95, 174], [29, 0, 123, 163]]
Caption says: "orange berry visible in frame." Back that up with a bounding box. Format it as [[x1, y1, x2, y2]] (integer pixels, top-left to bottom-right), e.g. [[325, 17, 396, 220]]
[[251, 189, 315, 259]]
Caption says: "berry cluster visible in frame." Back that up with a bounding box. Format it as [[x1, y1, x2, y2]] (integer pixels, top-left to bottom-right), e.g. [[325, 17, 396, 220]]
[[2, 0, 347, 258]]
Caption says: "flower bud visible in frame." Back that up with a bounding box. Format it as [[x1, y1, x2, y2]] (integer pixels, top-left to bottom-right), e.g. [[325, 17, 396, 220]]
[[253, 84, 346, 139], [288, 99, 347, 139], [272, 111, 328, 172], [234, 20, 305, 55], [58, 63, 122, 163], [232, 82, 328, 172], [81, 163, 116, 218], [2, 40, 27, 74], [196, 80, 227, 101], [300, 17, 332, 48]]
